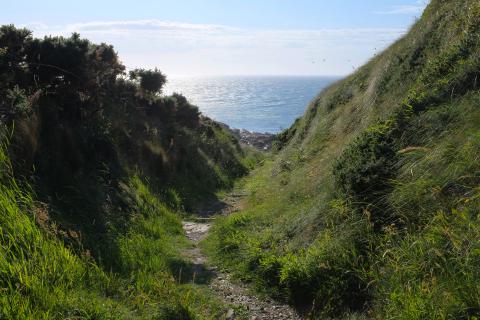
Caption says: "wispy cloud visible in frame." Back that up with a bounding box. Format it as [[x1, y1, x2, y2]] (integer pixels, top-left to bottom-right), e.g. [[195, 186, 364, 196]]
[[20, 22, 50, 31], [374, 0, 428, 15], [26, 19, 408, 76], [29, 19, 406, 45], [66, 20, 239, 33]]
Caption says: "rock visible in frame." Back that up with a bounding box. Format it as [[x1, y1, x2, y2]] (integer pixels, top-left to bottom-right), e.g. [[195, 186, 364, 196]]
[[238, 129, 276, 150], [226, 308, 235, 319], [219, 122, 276, 151]]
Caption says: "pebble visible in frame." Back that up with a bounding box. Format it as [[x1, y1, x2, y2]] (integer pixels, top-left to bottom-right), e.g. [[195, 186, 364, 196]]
[[183, 220, 302, 320]]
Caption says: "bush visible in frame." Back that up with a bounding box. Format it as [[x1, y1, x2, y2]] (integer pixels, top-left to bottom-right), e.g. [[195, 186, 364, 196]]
[[172, 93, 200, 128], [333, 120, 400, 225], [129, 68, 167, 94]]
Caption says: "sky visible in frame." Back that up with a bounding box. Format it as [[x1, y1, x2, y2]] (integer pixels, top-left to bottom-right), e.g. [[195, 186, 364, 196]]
[[1, 0, 428, 76]]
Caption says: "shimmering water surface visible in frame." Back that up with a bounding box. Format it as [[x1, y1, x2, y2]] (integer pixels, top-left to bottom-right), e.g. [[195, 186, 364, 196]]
[[164, 76, 339, 133]]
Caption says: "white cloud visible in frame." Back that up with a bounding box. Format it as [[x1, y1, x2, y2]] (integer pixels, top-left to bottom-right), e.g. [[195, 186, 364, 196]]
[[30, 19, 405, 46], [26, 19, 408, 76], [20, 22, 50, 31], [374, 0, 428, 15], [66, 20, 238, 33]]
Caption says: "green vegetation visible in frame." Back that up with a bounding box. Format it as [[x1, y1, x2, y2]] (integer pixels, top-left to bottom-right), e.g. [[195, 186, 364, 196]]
[[0, 151, 226, 318], [206, 0, 480, 318], [3, 0, 480, 318], [0, 25, 259, 318]]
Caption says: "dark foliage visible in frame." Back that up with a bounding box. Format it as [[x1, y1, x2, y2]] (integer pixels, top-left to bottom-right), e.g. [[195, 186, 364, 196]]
[[333, 119, 401, 226], [0, 25, 250, 265], [129, 68, 167, 94]]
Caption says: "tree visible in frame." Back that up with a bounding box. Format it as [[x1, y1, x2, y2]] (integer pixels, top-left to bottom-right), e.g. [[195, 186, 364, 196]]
[[129, 68, 166, 94], [0, 25, 32, 87]]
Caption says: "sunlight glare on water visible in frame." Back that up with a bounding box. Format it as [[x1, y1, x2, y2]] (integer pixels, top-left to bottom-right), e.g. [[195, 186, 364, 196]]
[[164, 76, 339, 133]]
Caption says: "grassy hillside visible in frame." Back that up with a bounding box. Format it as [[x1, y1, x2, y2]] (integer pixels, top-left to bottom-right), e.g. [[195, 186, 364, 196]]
[[206, 0, 480, 318], [0, 26, 259, 318], [1, 160, 225, 319]]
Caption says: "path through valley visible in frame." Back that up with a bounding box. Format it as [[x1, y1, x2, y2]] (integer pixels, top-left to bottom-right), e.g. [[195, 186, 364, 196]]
[[181, 194, 301, 320]]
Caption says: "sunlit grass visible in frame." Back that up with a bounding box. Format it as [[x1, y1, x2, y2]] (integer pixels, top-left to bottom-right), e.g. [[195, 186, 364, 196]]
[[0, 146, 227, 319], [205, 0, 480, 318]]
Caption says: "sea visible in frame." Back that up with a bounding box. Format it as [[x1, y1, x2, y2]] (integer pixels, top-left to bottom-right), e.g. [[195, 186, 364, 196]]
[[163, 76, 339, 134]]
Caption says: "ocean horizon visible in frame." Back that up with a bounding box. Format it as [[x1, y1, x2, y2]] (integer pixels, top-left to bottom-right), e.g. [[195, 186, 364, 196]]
[[164, 75, 340, 133]]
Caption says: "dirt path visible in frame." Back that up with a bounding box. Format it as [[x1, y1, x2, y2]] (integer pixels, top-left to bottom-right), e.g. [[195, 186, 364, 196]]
[[182, 195, 301, 320]]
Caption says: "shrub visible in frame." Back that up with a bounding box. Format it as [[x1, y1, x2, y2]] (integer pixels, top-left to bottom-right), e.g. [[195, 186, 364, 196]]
[[129, 68, 167, 94], [172, 93, 200, 128], [333, 120, 400, 225]]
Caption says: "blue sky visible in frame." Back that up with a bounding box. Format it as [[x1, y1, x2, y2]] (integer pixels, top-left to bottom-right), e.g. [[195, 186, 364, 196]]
[[2, 0, 428, 76]]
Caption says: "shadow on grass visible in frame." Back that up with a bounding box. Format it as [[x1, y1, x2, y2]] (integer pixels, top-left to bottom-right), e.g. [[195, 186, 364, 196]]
[[169, 258, 217, 285], [195, 194, 230, 217]]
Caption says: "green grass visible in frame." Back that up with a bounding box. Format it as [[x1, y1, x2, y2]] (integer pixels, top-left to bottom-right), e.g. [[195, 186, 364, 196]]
[[1, 24, 264, 318], [0, 143, 127, 319], [3, 0, 480, 317], [0, 144, 229, 319], [205, 0, 480, 318]]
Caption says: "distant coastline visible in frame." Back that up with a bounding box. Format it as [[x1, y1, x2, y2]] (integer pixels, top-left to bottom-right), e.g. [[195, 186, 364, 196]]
[[217, 121, 276, 150]]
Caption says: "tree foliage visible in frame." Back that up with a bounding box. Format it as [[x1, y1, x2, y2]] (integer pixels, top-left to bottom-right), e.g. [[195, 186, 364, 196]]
[[129, 68, 166, 94]]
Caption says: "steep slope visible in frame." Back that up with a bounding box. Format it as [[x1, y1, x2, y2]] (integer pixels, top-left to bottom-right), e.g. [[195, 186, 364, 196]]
[[207, 0, 480, 318], [0, 26, 259, 318]]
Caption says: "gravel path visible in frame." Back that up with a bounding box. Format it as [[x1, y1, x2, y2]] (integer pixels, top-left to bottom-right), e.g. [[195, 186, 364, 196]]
[[181, 195, 301, 320]]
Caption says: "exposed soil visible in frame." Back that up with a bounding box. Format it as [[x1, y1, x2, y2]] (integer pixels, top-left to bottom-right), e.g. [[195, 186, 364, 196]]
[[182, 195, 301, 320]]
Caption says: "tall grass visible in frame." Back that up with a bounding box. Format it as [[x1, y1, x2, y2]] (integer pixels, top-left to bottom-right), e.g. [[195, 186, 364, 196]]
[[0, 142, 227, 319], [0, 141, 128, 319], [205, 0, 480, 318]]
